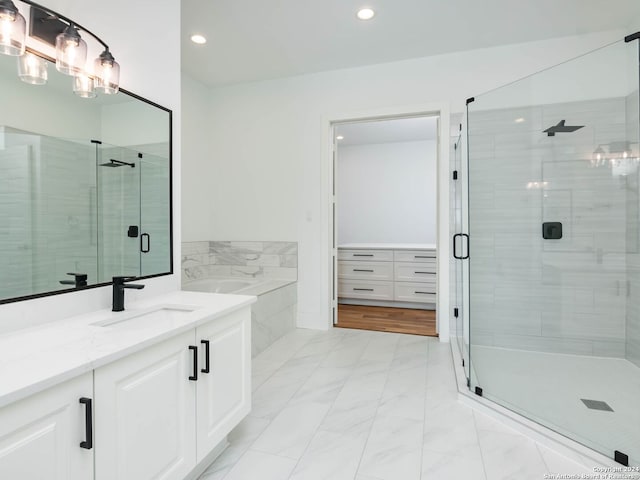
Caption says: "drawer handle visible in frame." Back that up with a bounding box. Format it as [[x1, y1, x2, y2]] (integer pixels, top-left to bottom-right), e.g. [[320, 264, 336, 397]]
[[414, 271, 434, 274], [415, 291, 431, 294], [201, 339, 210, 374], [353, 269, 374, 272], [354, 288, 374, 291], [189, 345, 198, 381], [414, 255, 435, 259], [353, 254, 374, 257], [79, 397, 93, 450]]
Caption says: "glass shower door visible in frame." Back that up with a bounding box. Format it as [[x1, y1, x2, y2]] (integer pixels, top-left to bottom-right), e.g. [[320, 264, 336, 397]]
[[467, 39, 640, 464]]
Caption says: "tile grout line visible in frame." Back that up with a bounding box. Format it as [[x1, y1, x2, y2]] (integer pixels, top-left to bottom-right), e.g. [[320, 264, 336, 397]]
[[418, 338, 430, 480], [471, 411, 490, 480]]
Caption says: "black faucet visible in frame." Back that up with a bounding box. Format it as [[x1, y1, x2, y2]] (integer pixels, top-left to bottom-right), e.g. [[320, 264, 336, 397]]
[[60, 272, 88, 288], [112, 276, 145, 312]]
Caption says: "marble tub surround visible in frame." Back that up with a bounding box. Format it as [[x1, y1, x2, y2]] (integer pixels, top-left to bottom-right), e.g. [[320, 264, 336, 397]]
[[0, 291, 255, 409], [251, 283, 297, 357], [182, 241, 297, 283]]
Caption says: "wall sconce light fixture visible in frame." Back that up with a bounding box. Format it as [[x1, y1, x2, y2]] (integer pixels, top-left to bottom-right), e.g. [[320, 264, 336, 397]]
[[0, 0, 120, 97]]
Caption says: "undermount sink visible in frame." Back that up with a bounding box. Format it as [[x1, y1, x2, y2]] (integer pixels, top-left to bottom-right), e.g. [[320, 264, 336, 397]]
[[92, 305, 198, 328]]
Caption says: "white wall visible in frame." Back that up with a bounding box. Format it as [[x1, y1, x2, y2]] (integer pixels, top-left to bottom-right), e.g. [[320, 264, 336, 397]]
[[337, 140, 437, 245], [181, 29, 627, 333], [0, 0, 181, 333]]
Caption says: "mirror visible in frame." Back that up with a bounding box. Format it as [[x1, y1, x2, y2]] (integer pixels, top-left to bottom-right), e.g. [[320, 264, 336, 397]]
[[0, 51, 172, 303]]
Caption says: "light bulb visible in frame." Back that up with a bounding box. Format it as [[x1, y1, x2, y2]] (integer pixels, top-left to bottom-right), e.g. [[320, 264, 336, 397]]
[[56, 24, 87, 75], [73, 73, 96, 98], [94, 49, 120, 94], [0, 0, 25, 56]]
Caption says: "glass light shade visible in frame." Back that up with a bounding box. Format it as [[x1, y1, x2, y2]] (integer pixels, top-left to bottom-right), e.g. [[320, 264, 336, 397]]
[[17, 52, 47, 84], [94, 50, 120, 94], [592, 145, 606, 166], [0, 2, 25, 56], [55, 25, 87, 75], [73, 73, 96, 98]]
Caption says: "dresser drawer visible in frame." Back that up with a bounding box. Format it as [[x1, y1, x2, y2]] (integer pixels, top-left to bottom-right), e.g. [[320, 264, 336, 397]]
[[338, 249, 394, 262], [338, 260, 393, 281], [394, 250, 437, 263], [394, 283, 437, 303], [394, 262, 436, 282], [338, 280, 394, 301]]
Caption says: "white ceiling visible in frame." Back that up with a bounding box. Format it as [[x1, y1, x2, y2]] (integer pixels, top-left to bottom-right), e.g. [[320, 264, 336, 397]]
[[181, 0, 640, 87], [335, 116, 438, 146]]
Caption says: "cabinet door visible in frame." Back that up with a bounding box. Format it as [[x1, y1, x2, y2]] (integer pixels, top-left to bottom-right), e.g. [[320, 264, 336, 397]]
[[196, 307, 251, 462], [95, 331, 197, 480], [0, 373, 93, 480]]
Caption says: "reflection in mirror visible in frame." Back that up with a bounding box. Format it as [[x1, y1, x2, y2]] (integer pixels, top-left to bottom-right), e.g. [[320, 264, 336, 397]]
[[0, 50, 171, 303]]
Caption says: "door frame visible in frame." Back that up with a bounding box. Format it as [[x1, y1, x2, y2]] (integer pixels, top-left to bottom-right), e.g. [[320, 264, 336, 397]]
[[321, 102, 451, 341]]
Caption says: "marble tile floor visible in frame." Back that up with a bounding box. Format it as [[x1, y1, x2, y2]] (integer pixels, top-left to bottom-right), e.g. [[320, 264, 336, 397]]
[[198, 328, 594, 480]]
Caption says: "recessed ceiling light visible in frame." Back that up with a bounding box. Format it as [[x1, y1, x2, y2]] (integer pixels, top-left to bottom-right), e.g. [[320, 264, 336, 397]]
[[191, 34, 207, 45], [336, 135, 345, 140], [515, 117, 525, 123], [356, 8, 376, 20]]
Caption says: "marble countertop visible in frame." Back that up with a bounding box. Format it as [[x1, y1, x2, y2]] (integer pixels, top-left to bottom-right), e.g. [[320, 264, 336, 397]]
[[338, 243, 437, 250], [0, 290, 256, 409]]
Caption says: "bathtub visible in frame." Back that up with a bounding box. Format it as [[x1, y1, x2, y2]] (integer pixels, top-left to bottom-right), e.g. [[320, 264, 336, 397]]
[[182, 277, 297, 357]]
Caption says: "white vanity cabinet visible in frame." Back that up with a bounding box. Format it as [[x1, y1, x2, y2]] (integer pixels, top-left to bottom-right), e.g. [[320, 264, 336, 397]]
[[94, 306, 251, 480], [196, 308, 250, 461], [94, 330, 197, 480], [0, 373, 94, 480]]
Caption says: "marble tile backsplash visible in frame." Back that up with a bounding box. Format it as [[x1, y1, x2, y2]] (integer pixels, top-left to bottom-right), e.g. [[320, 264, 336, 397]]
[[182, 241, 298, 282]]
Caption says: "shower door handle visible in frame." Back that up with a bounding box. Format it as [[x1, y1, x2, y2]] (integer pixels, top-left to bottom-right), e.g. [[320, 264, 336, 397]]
[[453, 234, 470, 260], [461, 234, 469, 259], [140, 233, 150, 253], [453, 234, 462, 259]]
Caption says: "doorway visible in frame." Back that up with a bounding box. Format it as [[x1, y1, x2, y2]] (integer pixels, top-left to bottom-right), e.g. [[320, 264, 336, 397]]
[[330, 115, 440, 336]]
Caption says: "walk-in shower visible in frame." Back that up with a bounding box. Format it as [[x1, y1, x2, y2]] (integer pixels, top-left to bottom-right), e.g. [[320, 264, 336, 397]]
[[453, 35, 640, 465]]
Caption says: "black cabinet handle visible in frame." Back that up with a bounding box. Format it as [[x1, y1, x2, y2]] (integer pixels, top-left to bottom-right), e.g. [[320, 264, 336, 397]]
[[189, 345, 198, 381], [353, 269, 374, 272], [353, 254, 373, 257], [415, 291, 430, 294], [79, 397, 92, 450], [414, 255, 435, 259], [354, 288, 374, 291], [140, 233, 150, 253], [201, 339, 210, 374], [414, 271, 434, 274]]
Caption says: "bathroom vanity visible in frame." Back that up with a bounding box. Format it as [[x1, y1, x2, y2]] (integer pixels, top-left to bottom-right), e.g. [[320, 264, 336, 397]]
[[338, 243, 437, 308], [0, 291, 254, 480]]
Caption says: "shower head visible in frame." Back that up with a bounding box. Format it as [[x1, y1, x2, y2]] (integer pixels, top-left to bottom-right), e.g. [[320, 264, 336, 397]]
[[543, 120, 584, 137], [99, 159, 136, 168]]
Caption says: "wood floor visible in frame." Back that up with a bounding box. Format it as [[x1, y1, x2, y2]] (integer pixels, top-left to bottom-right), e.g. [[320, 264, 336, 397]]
[[336, 304, 437, 337]]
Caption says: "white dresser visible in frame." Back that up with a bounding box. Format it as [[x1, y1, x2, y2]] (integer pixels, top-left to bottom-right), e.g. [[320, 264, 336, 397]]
[[338, 243, 436, 308]]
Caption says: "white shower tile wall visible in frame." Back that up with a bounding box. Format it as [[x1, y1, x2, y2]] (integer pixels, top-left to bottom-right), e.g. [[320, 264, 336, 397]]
[[181, 241, 298, 282], [468, 95, 636, 358]]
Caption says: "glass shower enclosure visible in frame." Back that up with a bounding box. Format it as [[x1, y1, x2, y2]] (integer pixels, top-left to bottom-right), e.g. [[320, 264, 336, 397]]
[[462, 37, 640, 465]]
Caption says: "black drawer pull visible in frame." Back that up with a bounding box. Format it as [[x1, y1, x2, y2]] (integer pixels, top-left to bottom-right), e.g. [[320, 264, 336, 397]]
[[201, 339, 210, 374], [414, 271, 434, 274], [415, 291, 431, 294], [414, 255, 435, 259], [79, 397, 93, 450], [354, 288, 374, 291], [189, 345, 198, 381], [353, 269, 374, 272], [353, 254, 374, 257]]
